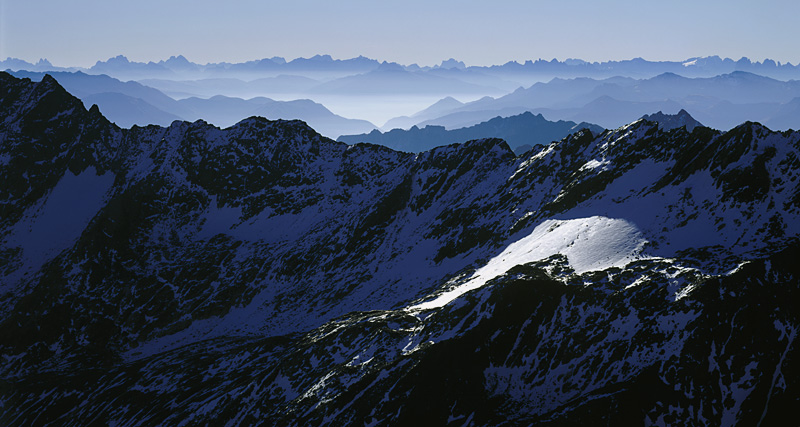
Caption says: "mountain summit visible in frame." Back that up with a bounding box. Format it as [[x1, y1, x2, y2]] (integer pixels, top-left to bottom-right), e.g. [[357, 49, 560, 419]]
[[640, 108, 703, 131], [1, 72, 799, 425]]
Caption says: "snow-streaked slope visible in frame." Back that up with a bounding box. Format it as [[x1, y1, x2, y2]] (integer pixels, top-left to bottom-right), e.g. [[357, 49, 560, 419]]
[[409, 216, 648, 310], [2, 71, 800, 426]]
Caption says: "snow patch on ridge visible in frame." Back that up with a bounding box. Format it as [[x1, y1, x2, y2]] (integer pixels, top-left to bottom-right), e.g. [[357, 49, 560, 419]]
[[581, 159, 609, 171], [408, 216, 649, 310]]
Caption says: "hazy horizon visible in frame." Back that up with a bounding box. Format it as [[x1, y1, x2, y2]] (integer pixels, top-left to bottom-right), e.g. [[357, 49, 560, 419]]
[[3, 53, 799, 70]]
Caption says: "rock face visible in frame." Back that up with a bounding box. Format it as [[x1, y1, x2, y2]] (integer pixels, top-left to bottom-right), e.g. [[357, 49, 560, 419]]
[[1, 71, 799, 425]]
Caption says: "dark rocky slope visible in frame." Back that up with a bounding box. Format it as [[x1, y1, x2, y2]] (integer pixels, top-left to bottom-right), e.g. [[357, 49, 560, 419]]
[[1, 72, 799, 425]]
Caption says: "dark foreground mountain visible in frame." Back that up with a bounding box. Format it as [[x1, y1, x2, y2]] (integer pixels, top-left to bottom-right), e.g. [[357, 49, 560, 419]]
[[338, 111, 604, 154], [1, 72, 799, 425]]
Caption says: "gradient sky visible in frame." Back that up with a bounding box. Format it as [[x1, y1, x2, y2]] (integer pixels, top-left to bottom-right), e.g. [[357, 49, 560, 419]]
[[2, 0, 798, 67]]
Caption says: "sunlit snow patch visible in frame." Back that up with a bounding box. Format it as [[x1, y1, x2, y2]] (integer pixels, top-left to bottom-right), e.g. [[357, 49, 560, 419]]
[[408, 216, 648, 311]]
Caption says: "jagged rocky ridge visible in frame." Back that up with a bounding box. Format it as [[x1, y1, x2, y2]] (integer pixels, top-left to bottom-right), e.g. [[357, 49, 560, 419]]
[[1, 72, 799, 425]]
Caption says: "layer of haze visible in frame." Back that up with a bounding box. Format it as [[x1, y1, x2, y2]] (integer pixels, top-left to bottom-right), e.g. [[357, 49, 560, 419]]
[[2, 0, 798, 67]]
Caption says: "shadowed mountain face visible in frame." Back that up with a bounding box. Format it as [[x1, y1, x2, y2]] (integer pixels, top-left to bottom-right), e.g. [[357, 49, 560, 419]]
[[1, 72, 799, 425], [338, 111, 604, 154]]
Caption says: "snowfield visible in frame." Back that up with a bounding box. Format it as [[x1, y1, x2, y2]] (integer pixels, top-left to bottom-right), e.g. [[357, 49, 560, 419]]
[[409, 216, 648, 310]]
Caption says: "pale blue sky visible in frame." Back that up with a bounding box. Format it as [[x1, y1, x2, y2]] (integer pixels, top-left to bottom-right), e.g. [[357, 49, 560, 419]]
[[2, 0, 798, 67]]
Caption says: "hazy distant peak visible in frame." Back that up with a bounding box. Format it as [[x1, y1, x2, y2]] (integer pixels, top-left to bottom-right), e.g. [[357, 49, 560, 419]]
[[652, 71, 687, 80], [724, 70, 769, 80], [640, 109, 702, 131], [437, 58, 466, 70], [376, 61, 405, 72], [564, 58, 587, 66], [410, 96, 464, 118], [309, 54, 334, 62], [165, 55, 190, 64], [586, 94, 618, 104], [105, 55, 130, 64], [161, 55, 197, 71], [430, 96, 463, 107], [517, 111, 545, 120]]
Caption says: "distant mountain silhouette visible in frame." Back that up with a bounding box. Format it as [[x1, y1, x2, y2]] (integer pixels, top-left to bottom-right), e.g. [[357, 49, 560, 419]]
[[464, 72, 800, 113], [8, 54, 800, 81], [177, 95, 376, 137], [9, 71, 375, 137], [399, 72, 800, 130], [158, 55, 202, 74], [0, 57, 76, 72], [339, 111, 603, 154], [383, 96, 466, 129], [425, 68, 522, 95], [90, 55, 176, 80], [415, 107, 532, 130], [310, 62, 505, 96], [765, 97, 800, 131], [8, 70, 194, 123], [639, 109, 703, 131], [484, 55, 800, 80], [139, 75, 320, 99], [436, 58, 467, 70], [82, 92, 182, 127], [9, 56, 800, 131], [199, 55, 380, 80]]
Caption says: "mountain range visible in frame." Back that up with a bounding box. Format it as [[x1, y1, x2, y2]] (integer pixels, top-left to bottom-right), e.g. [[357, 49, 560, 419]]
[[396, 71, 800, 131], [5, 54, 800, 81], [338, 112, 605, 154], [307, 61, 506, 96], [7, 71, 376, 137], [7, 56, 800, 132], [2, 71, 799, 425]]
